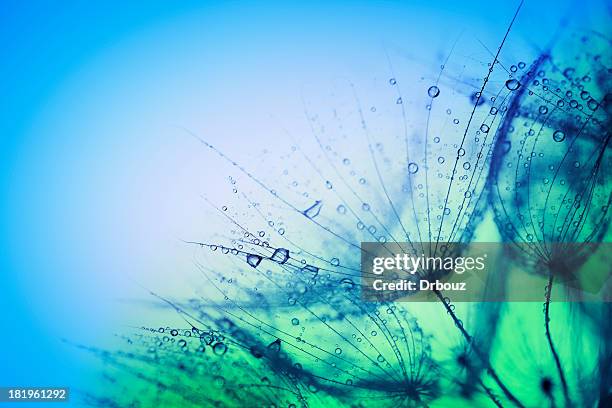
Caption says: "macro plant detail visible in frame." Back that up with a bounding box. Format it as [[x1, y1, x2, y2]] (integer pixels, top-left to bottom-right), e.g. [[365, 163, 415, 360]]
[[53, 4, 611, 408], [488, 30, 612, 407]]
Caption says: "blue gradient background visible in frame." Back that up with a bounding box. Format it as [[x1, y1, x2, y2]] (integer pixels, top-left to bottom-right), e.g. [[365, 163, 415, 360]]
[[0, 0, 606, 404]]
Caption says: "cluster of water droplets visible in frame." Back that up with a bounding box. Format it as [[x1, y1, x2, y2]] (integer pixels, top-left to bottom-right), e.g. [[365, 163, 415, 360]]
[[78, 24, 612, 408], [490, 31, 612, 267]]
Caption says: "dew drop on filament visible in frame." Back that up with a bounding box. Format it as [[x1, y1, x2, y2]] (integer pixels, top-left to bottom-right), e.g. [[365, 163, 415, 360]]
[[303, 200, 323, 219], [428, 85, 440, 98], [505, 79, 521, 91], [246, 254, 263, 268], [553, 130, 566, 142], [270, 248, 289, 264]]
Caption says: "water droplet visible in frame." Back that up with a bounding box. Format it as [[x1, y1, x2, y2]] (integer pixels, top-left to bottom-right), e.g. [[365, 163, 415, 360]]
[[303, 200, 322, 219], [336, 204, 347, 214], [433, 136, 440, 143], [291, 318, 300, 326], [213, 342, 228, 356], [539, 105, 548, 114], [339, 278, 354, 290], [362, 203, 370, 211], [389, 78, 397, 85], [505, 79, 521, 91], [408, 162, 419, 174], [200, 332, 214, 345], [480, 124, 490, 133], [463, 162, 471, 170], [518, 61, 526, 69], [325, 180, 333, 189], [330, 257, 340, 266], [470, 92, 485, 106], [553, 130, 566, 142], [301, 264, 319, 278], [458, 148, 466, 156], [267, 339, 281, 353], [246, 253, 263, 268], [437, 156, 445, 164], [490, 107, 498, 115], [270, 248, 289, 264], [396, 97, 403, 104], [335, 347, 343, 355], [428, 85, 440, 98]]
